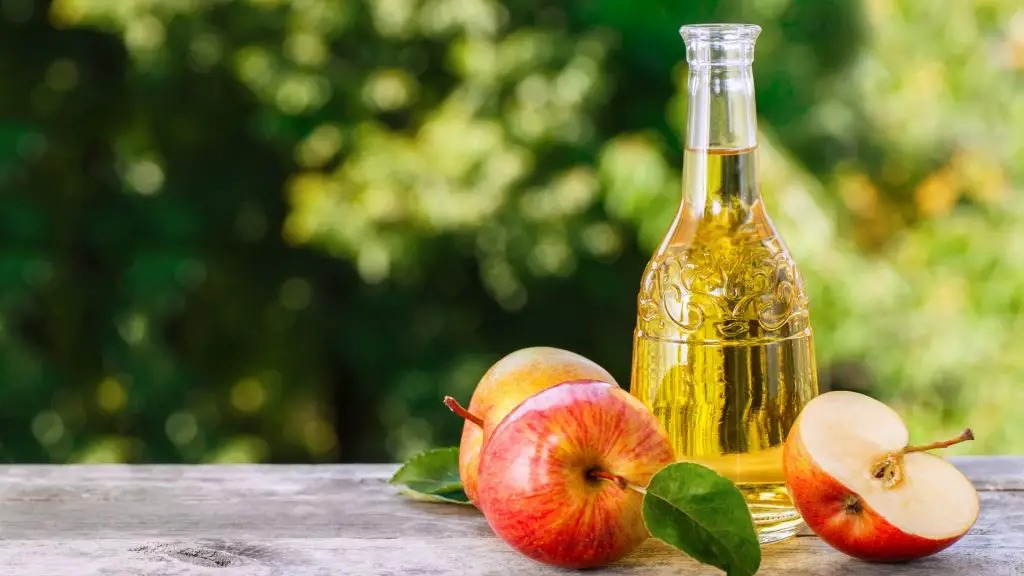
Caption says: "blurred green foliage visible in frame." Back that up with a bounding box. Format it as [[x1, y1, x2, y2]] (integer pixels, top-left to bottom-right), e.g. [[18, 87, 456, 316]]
[[1, 0, 1021, 463]]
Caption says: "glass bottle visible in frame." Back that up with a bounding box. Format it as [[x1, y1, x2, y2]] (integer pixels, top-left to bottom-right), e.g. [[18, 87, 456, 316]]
[[630, 24, 818, 544]]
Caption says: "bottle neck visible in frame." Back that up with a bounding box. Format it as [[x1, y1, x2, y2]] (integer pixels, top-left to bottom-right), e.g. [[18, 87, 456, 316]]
[[685, 63, 758, 150], [683, 61, 761, 210], [678, 61, 761, 233]]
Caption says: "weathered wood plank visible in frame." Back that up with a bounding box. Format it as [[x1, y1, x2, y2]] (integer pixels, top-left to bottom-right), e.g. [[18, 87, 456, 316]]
[[949, 456, 1024, 491], [0, 533, 1022, 576], [0, 458, 1019, 575]]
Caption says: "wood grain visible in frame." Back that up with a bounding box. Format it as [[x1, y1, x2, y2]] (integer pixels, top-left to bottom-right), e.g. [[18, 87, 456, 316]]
[[0, 457, 1019, 575]]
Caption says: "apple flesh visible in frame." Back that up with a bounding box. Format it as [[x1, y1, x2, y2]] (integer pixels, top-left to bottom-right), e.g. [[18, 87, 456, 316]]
[[477, 380, 674, 569], [449, 347, 616, 504], [784, 391, 979, 562]]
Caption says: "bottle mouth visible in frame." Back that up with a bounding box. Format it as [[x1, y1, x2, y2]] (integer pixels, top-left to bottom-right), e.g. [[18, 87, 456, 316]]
[[679, 24, 761, 43], [680, 24, 760, 66]]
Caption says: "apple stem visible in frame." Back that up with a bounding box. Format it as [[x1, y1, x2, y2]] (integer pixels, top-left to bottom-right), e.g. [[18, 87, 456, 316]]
[[587, 470, 647, 496], [872, 428, 975, 489], [902, 428, 974, 455], [443, 396, 483, 428]]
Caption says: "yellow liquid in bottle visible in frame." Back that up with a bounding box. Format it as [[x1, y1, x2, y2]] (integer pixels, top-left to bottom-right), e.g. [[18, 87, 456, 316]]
[[630, 147, 818, 544]]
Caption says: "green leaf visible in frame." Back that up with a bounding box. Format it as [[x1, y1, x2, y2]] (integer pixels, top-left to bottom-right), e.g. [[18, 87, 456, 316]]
[[642, 463, 761, 576], [390, 447, 471, 505], [396, 486, 472, 505]]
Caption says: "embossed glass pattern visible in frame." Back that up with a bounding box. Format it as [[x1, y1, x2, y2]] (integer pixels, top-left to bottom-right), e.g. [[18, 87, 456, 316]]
[[629, 24, 819, 545]]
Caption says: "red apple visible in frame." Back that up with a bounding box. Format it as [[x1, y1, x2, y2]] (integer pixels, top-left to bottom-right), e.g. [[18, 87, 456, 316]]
[[445, 347, 616, 504], [784, 391, 979, 562], [476, 380, 674, 569]]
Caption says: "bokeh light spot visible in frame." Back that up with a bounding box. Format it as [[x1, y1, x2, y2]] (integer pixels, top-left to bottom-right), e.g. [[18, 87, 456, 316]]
[[303, 418, 337, 456], [361, 68, 418, 111], [189, 33, 223, 70], [165, 412, 199, 446], [296, 125, 343, 168], [230, 377, 267, 413], [45, 59, 78, 92], [275, 73, 331, 115], [285, 32, 327, 67], [118, 313, 148, 345], [206, 436, 269, 463], [72, 437, 136, 464], [235, 47, 275, 88], [125, 15, 166, 53], [97, 377, 126, 413], [357, 243, 391, 284], [125, 159, 164, 196], [280, 277, 312, 311], [31, 411, 65, 446], [581, 222, 622, 259]]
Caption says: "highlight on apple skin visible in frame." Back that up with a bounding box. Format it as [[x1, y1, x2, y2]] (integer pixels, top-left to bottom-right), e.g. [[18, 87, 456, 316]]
[[476, 380, 675, 569], [451, 347, 616, 504], [783, 391, 979, 562]]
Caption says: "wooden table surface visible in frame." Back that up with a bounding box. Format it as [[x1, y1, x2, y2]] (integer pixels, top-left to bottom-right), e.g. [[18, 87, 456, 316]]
[[0, 458, 1020, 575]]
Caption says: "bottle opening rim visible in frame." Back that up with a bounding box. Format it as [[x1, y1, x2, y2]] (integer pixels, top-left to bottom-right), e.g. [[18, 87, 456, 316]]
[[679, 24, 761, 43]]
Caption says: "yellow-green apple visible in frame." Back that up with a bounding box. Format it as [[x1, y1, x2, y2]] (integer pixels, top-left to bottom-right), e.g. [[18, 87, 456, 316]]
[[784, 391, 978, 562], [444, 347, 615, 504], [476, 380, 674, 569]]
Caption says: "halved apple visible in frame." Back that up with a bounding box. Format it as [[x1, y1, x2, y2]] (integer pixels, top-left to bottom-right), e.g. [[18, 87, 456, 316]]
[[784, 391, 979, 562]]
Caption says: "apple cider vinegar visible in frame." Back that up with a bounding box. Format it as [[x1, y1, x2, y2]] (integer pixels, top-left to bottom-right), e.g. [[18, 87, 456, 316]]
[[630, 25, 818, 544]]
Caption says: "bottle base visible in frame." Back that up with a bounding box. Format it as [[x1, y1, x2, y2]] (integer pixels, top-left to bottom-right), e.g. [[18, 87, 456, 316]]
[[752, 506, 803, 544], [738, 483, 803, 544]]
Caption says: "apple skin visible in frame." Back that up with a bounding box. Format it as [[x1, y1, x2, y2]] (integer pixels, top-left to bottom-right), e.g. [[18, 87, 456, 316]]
[[477, 380, 674, 569], [457, 347, 616, 504], [784, 423, 964, 562]]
